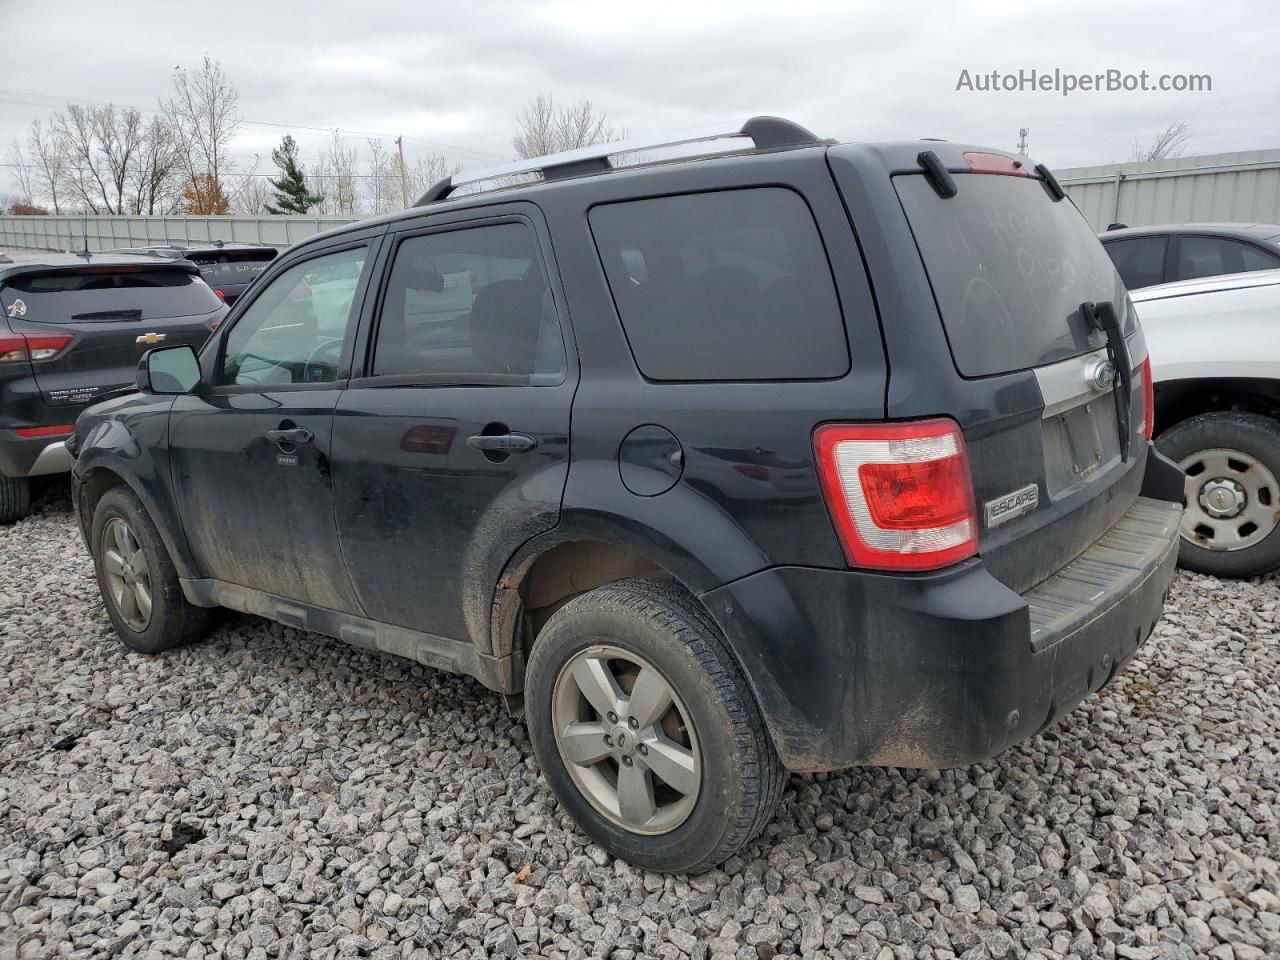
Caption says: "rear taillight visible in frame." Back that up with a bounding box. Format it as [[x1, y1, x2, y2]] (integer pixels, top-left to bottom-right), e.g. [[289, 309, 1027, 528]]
[[214, 288, 227, 301], [814, 418, 978, 571], [0, 332, 74, 363], [1141, 356, 1155, 440], [14, 424, 74, 438]]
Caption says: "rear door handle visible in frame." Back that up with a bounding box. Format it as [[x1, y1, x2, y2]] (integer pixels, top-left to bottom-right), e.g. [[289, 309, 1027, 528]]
[[466, 432, 538, 454], [266, 427, 314, 445]]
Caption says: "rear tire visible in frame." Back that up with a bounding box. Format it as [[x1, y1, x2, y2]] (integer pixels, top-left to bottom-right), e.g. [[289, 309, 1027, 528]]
[[1157, 411, 1280, 578], [0, 475, 31, 524], [525, 578, 786, 873], [90, 486, 212, 653]]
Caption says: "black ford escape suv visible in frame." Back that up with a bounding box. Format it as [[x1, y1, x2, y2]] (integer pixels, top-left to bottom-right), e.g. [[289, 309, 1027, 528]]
[[0, 253, 226, 522], [70, 118, 1184, 873]]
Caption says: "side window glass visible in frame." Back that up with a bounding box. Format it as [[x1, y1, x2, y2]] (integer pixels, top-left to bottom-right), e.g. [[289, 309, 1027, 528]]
[[220, 247, 367, 386], [589, 188, 849, 381], [1104, 236, 1167, 290], [372, 222, 565, 384], [1178, 237, 1280, 280], [1237, 243, 1280, 273]]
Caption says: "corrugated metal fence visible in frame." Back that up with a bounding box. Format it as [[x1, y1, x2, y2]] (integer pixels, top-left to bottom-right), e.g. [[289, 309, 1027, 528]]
[[2, 147, 1279, 249], [0, 214, 356, 253], [1056, 148, 1280, 231]]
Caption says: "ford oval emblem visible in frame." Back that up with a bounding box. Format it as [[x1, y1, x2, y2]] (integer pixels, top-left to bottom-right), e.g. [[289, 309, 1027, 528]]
[[1087, 359, 1117, 391]]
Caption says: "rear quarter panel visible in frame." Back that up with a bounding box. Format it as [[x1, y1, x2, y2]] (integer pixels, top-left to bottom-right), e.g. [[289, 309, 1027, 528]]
[[536, 147, 887, 579]]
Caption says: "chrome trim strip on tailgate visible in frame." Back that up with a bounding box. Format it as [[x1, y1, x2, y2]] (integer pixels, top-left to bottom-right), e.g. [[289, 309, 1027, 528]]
[[1034, 329, 1148, 419], [1025, 496, 1180, 652]]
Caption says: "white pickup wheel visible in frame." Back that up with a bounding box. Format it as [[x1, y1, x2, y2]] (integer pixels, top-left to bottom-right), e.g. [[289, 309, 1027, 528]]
[[1158, 411, 1280, 578]]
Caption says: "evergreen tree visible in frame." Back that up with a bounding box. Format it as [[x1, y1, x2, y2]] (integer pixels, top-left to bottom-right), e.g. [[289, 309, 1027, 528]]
[[266, 135, 322, 214]]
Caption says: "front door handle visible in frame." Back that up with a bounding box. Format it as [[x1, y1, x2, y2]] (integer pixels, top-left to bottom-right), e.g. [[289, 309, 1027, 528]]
[[466, 432, 538, 454], [266, 427, 314, 446]]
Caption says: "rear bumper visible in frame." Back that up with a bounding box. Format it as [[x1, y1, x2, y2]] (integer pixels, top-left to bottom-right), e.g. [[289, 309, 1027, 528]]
[[702, 491, 1181, 772], [0, 432, 73, 478]]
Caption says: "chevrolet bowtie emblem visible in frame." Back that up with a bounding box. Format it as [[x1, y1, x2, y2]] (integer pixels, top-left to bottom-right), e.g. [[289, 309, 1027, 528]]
[[136, 332, 167, 345]]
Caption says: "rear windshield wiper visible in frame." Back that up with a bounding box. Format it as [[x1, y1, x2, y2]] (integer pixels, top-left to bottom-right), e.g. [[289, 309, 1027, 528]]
[[1081, 300, 1134, 461], [69, 309, 143, 321]]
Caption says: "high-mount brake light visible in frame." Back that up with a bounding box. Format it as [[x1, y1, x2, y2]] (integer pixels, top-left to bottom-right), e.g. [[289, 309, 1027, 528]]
[[813, 419, 978, 571], [0, 332, 74, 363], [1141, 356, 1155, 440], [963, 152, 1030, 177]]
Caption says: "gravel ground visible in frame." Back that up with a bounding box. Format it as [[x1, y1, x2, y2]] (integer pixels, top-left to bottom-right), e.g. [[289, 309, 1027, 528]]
[[2, 480, 1278, 960]]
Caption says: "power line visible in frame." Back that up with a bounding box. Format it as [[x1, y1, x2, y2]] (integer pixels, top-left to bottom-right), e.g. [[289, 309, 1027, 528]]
[[0, 87, 509, 164]]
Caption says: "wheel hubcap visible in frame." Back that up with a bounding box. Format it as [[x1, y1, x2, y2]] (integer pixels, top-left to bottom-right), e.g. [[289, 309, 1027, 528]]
[[1178, 448, 1280, 552], [1199, 478, 1246, 518], [551, 645, 701, 835], [102, 517, 152, 631]]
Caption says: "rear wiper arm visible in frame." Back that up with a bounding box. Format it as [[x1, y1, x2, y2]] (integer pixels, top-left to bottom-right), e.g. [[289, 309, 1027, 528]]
[[70, 309, 142, 321], [1081, 300, 1134, 461]]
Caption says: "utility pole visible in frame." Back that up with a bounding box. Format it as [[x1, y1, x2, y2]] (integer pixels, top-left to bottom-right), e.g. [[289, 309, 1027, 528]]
[[1017, 127, 1030, 155], [395, 136, 410, 208]]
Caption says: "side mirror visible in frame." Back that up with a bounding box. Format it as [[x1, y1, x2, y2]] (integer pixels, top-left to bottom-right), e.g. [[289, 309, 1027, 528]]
[[137, 345, 202, 395]]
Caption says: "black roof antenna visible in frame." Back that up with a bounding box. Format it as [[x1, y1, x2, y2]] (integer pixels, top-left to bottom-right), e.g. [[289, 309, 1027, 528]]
[[75, 213, 90, 258]]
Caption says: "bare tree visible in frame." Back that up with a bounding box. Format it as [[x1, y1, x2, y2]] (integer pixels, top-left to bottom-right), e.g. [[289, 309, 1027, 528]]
[[233, 173, 272, 215], [97, 106, 145, 211], [6, 139, 37, 207], [512, 93, 625, 160], [55, 103, 145, 214], [163, 56, 242, 215], [1131, 122, 1191, 163], [365, 138, 391, 214], [127, 115, 181, 214], [28, 120, 68, 214], [313, 132, 359, 216], [401, 153, 462, 203]]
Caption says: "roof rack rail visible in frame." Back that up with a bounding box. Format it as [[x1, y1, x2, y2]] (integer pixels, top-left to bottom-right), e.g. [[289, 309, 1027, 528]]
[[414, 115, 823, 206]]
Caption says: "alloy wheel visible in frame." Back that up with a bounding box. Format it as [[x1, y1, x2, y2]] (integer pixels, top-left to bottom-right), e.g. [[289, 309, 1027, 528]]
[[551, 644, 701, 835], [102, 517, 153, 631]]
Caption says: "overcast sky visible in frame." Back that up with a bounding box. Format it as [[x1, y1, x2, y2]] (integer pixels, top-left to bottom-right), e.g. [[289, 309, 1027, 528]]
[[2, 0, 1277, 195]]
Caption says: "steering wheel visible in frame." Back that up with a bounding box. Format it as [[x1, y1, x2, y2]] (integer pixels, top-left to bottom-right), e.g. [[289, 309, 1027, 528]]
[[303, 338, 344, 382]]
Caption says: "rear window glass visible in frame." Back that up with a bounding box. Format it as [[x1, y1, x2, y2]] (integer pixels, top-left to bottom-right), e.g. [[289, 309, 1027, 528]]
[[187, 249, 278, 285], [2, 268, 222, 321], [895, 173, 1133, 377], [589, 188, 849, 381]]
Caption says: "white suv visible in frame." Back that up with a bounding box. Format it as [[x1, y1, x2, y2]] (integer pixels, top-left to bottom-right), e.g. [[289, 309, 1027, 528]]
[[1135, 268, 1280, 577]]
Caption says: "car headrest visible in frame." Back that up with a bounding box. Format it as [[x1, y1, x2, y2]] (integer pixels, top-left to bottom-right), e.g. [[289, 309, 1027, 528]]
[[469, 277, 545, 377], [396, 256, 444, 293]]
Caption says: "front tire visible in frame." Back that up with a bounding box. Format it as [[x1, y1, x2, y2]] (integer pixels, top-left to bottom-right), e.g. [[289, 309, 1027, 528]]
[[0, 475, 31, 524], [90, 487, 212, 653], [525, 578, 786, 873], [1157, 411, 1280, 578]]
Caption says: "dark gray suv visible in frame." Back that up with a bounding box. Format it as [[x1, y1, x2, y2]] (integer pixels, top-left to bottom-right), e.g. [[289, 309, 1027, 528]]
[[0, 253, 225, 522], [70, 118, 1184, 872]]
